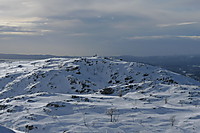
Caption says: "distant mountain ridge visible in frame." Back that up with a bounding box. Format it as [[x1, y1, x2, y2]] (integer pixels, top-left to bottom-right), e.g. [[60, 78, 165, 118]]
[[115, 55, 200, 81], [115, 55, 200, 66], [0, 53, 76, 60]]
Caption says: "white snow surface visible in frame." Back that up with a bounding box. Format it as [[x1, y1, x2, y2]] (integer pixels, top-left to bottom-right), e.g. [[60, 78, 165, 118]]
[[0, 125, 15, 133], [0, 56, 200, 133]]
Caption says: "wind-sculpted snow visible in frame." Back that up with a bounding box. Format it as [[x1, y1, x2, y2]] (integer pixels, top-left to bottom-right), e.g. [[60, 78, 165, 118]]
[[0, 57, 200, 133]]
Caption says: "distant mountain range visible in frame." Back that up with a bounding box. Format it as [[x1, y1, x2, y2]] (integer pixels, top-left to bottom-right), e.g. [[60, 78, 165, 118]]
[[0, 53, 77, 60], [114, 55, 200, 81], [0, 53, 54, 59], [116, 55, 200, 66]]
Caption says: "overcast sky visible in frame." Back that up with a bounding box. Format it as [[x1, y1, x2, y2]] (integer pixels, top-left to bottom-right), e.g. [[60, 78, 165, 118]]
[[0, 0, 200, 56]]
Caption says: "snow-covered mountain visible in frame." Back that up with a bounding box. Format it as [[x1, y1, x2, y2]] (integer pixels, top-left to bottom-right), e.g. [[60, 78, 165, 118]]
[[0, 57, 200, 133]]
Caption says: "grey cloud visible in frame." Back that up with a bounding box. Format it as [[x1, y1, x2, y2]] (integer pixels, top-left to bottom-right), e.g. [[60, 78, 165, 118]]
[[158, 22, 198, 28], [177, 36, 200, 39], [0, 17, 50, 36]]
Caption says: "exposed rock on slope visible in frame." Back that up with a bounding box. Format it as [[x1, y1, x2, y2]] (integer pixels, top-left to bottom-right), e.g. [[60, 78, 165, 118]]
[[0, 57, 199, 98]]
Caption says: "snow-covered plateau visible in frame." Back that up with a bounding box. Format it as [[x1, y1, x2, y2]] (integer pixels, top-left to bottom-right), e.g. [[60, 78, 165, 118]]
[[0, 56, 200, 133]]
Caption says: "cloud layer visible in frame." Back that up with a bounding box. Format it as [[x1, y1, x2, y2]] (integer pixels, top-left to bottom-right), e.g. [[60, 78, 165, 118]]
[[0, 0, 200, 56]]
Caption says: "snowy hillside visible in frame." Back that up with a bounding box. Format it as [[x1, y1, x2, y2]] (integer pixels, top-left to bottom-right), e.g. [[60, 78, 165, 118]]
[[0, 57, 200, 133], [0, 125, 16, 133]]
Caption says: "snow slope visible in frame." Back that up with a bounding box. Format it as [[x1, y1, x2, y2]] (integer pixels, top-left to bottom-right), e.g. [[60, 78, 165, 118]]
[[0, 57, 200, 133], [0, 125, 16, 133]]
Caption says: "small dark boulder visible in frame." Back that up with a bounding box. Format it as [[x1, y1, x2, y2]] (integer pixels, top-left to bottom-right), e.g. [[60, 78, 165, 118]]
[[100, 88, 114, 95]]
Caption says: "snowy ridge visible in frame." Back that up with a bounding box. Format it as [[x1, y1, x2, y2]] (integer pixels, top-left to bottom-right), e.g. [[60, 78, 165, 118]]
[[0, 56, 199, 97], [0, 57, 200, 133]]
